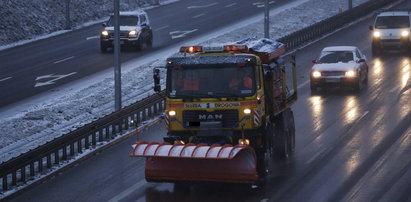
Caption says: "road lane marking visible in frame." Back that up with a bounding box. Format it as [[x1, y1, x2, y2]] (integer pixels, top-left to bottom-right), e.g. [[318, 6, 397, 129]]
[[0, 77, 12, 82], [188, 2, 218, 9], [225, 3, 237, 7], [169, 29, 198, 39], [86, 35, 99, 40], [34, 72, 77, 87], [358, 111, 369, 122], [154, 25, 169, 32], [193, 13, 205, 19], [53, 56, 75, 64], [107, 179, 146, 202]]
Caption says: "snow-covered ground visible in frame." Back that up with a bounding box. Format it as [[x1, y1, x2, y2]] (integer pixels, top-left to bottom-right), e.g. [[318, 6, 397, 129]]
[[0, 0, 370, 164], [0, 0, 177, 47]]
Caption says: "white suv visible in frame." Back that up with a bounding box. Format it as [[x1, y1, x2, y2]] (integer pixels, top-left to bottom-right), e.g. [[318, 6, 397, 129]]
[[100, 10, 153, 52], [369, 10, 411, 56]]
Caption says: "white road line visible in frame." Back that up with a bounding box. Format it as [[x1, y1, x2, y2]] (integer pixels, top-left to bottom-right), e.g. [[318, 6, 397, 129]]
[[260, 199, 269, 202], [269, 1, 276, 4], [86, 35, 99, 40], [225, 3, 237, 7], [188, 2, 218, 9], [53, 56, 75, 64], [0, 77, 12, 82], [154, 25, 170, 32], [107, 179, 146, 202], [298, 80, 310, 89], [358, 111, 369, 122], [193, 13, 205, 19]]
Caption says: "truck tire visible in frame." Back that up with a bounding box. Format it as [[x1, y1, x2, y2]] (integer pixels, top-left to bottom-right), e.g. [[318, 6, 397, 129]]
[[255, 120, 274, 178], [273, 110, 294, 159]]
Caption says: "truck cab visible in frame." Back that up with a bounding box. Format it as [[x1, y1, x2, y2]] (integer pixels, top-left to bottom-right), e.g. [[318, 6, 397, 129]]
[[370, 10, 411, 55]]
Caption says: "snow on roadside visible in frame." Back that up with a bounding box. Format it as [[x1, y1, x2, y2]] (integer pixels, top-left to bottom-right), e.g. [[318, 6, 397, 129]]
[[0, 0, 369, 164]]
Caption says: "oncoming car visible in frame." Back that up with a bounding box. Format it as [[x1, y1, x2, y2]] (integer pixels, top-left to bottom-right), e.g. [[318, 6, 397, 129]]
[[310, 46, 369, 92], [100, 10, 153, 52], [369, 10, 411, 56]]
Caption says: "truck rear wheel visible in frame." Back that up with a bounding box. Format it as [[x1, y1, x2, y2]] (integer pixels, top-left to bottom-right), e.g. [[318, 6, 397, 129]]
[[273, 108, 295, 158], [255, 121, 275, 178]]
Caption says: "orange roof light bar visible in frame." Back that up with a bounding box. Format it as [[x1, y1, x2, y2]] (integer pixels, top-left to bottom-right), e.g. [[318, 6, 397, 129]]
[[223, 45, 249, 52], [180, 46, 203, 53]]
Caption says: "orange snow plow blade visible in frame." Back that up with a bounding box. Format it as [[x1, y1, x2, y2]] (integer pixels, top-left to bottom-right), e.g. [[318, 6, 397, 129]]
[[130, 142, 258, 183]]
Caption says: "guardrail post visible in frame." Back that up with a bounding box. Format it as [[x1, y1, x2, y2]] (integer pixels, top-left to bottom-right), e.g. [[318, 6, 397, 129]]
[[62, 146, 68, 160], [70, 143, 75, 156], [11, 171, 17, 186], [21, 167, 26, 182], [3, 176, 8, 190], [30, 162, 35, 176], [85, 136, 90, 149], [92, 132, 97, 146], [39, 158, 43, 173], [54, 151, 60, 164], [47, 155, 52, 168]]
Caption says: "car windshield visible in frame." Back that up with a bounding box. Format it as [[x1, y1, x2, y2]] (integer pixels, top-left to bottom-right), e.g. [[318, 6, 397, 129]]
[[318, 51, 354, 63], [167, 64, 256, 98], [375, 16, 410, 29], [107, 15, 138, 26]]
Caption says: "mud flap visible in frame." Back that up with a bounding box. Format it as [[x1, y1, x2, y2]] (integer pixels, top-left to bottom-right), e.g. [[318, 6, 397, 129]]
[[130, 142, 259, 183]]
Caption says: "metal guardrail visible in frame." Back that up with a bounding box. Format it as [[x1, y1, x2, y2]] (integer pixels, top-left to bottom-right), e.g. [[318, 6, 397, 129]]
[[0, 91, 165, 193], [0, 0, 398, 194]]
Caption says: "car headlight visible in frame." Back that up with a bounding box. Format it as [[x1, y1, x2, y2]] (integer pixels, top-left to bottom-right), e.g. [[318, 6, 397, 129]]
[[101, 30, 109, 36], [345, 70, 357, 77], [312, 71, 321, 78], [373, 31, 381, 38], [401, 31, 409, 37], [129, 30, 137, 37]]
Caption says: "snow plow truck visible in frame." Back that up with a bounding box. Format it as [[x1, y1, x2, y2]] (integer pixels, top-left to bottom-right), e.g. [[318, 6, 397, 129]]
[[130, 38, 298, 184]]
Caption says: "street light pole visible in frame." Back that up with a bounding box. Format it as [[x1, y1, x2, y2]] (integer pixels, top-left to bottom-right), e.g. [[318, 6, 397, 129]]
[[114, 0, 122, 111], [264, 0, 269, 38], [65, 0, 71, 29]]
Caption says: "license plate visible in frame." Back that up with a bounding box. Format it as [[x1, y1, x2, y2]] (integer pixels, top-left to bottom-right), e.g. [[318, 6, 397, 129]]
[[325, 78, 340, 83]]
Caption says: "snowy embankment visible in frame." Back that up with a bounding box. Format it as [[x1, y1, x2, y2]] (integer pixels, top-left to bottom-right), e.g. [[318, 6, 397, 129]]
[[0, 0, 369, 163], [0, 0, 171, 47]]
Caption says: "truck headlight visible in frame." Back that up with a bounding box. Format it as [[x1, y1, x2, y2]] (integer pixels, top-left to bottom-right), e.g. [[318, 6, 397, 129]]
[[243, 109, 251, 114], [168, 110, 176, 116], [373, 31, 381, 38], [101, 30, 109, 36], [401, 31, 409, 37], [312, 71, 321, 78], [129, 30, 137, 37], [345, 70, 356, 77]]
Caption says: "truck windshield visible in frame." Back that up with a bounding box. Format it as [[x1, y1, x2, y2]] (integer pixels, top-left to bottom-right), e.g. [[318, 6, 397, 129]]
[[107, 16, 138, 26], [375, 16, 410, 29], [167, 64, 256, 98]]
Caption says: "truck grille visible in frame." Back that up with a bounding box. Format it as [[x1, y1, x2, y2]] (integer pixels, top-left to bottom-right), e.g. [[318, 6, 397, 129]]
[[183, 110, 239, 128]]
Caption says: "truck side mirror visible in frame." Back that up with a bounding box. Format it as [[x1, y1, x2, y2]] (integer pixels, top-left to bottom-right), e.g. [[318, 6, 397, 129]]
[[102, 22, 107, 27], [312, 59, 317, 64], [153, 68, 161, 92], [368, 26, 373, 31], [358, 58, 366, 63]]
